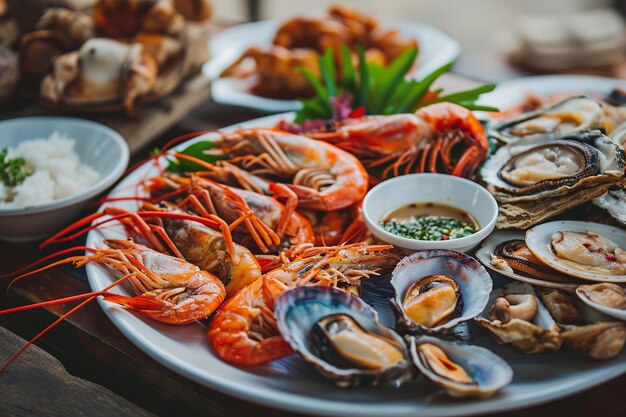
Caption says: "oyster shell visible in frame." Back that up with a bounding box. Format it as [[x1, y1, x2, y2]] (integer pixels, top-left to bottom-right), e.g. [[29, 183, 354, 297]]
[[481, 130, 625, 229], [539, 287, 626, 359], [475, 282, 562, 353], [526, 221, 626, 282], [593, 184, 626, 226], [274, 286, 414, 387], [489, 96, 604, 144], [408, 336, 513, 399], [391, 250, 492, 334]]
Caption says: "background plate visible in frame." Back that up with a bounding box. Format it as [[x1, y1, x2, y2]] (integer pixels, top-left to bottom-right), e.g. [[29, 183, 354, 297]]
[[86, 112, 626, 417], [203, 20, 461, 112]]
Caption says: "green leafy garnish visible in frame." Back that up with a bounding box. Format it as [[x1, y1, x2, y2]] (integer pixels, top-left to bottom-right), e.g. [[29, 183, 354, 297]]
[[294, 45, 498, 123], [0, 148, 31, 187], [166, 141, 228, 173]]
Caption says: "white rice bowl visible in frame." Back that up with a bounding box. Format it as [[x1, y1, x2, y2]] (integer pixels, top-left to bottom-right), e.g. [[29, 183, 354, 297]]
[[0, 132, 101, 208]]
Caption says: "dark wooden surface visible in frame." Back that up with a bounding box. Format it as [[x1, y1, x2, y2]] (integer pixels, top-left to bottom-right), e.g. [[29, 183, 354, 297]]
[[1, 75, 626, 417]]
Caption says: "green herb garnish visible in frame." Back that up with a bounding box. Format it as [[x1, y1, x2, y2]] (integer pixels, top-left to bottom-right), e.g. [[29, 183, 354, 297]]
[[165, 141, 228, 173], [382, 216, 476, 241], [295, 45, 498, 123], [0, 148, 31, 187]]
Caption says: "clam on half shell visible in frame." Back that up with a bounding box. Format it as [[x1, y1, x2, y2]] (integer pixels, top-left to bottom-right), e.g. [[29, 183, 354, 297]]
[[408, 336, 513, 399], [475, 282, 562, 353], [274, 286, 414, 387], [526, 221, 626, 282], [489, 96, 605, 144], [480, 130, 625, 229], [390, 250, 492, 334]]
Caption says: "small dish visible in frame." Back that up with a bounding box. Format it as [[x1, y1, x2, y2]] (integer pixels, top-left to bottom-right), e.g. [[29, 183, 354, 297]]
[[0, 117, 129, 242], [361, 173, 498, 252]]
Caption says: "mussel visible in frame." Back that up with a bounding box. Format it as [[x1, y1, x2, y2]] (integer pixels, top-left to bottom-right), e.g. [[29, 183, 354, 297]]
[[408, 336, 513, 399], [311, 313, 405, 370], [275, 286, 414, 387], [401, 275, 462, 328], [391, 250, 492, 334]]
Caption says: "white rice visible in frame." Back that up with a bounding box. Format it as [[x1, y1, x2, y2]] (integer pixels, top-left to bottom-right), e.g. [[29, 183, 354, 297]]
[[0, 132, 101, 208]]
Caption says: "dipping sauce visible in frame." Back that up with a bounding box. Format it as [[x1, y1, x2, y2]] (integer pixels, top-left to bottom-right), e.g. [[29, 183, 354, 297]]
[[381, 203, 479, 241]]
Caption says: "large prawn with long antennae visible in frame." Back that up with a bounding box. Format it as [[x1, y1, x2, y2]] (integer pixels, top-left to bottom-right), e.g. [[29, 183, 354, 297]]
[[0, 239, 226, 371], [305, 102, 489, 179], [145, 173, 315, 252], [203, 128, 369, 211], [42, 205, 263, 298]]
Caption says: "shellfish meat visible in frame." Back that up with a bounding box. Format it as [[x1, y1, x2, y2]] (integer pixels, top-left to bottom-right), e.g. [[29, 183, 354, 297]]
[[311, 313, 405, 370], [475, 282, 562, 353], [489, 96, 605, 144], [539, 287, 626, 359], [391, 250, 492, 334], [275, 286, 414, 387], [408, 336, 513, 399], [526, 221, 626, 281]]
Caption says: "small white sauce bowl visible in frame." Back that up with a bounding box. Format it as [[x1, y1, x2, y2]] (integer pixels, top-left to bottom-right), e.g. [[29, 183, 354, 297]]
[[362, 173, 498, 252], [0, 117, 129, 242]]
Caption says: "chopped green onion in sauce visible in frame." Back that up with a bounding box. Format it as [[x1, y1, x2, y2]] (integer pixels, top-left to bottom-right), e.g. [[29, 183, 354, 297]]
[[381, 202, 478, 241]]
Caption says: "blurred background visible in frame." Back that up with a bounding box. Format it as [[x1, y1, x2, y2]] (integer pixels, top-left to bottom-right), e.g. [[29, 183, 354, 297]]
[[214, 0, 626, 81]]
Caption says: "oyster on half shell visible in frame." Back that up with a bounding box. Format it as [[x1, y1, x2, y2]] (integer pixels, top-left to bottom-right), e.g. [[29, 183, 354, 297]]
[[481, 130, 625, 229], [489, 96, 605, 144], [408, 336, 513, 399], [275, 286, 414, 387], [391, 250, 492, 334]]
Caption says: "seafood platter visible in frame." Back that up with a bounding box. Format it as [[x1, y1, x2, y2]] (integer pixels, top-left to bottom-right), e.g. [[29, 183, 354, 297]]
[[4, 68, 626, 417], [203, 6, 460, 112], [0, 0, 213, 116]]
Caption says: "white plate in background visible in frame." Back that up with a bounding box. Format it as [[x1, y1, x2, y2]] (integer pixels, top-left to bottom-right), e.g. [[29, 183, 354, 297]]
[[203, 20, 461, 113]]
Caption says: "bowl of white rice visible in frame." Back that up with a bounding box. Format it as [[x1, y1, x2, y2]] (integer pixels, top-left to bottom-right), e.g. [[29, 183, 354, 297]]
[[0, 117, 129, 242]]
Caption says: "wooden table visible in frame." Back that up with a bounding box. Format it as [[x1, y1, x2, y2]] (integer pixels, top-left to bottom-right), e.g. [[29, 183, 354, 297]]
[[1, 74, 626, 417]]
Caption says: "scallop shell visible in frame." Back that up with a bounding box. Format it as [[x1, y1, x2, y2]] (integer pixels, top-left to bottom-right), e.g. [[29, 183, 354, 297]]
[[489, 96, 604, 144], [390, 250, 492, 334], [475, 282, 562, 353], [274, 286, 414, 387], [408, 336, 513, 399], [526, 220, 626, 282]]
